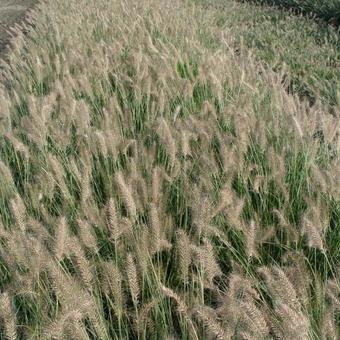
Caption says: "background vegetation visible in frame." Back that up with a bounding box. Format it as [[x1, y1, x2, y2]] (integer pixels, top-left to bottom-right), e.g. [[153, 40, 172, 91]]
[[196, 0, 340, 110], [242, 0, 340, 26]]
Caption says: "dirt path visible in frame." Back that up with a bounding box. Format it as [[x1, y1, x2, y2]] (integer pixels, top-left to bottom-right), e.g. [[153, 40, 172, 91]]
[[0, 0, 37, 56]]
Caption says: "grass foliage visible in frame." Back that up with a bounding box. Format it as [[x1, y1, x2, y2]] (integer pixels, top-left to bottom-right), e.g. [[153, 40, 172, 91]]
[[0, 0, 339, 339]]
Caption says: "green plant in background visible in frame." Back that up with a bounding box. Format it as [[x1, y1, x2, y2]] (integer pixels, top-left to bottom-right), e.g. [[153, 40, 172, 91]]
[[243, 0, 340, 26], [196, 0, 340, 110]]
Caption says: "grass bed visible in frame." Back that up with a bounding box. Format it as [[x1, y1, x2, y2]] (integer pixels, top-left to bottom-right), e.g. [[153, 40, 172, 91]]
[[0, 0, 339, 339]]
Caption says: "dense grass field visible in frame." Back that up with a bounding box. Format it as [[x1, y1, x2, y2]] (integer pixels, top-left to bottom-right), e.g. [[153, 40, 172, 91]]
[[0, 0, 339, 339]]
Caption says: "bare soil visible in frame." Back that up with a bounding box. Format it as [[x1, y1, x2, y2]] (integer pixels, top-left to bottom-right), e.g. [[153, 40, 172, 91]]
[[0, 0, 37, 55]]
